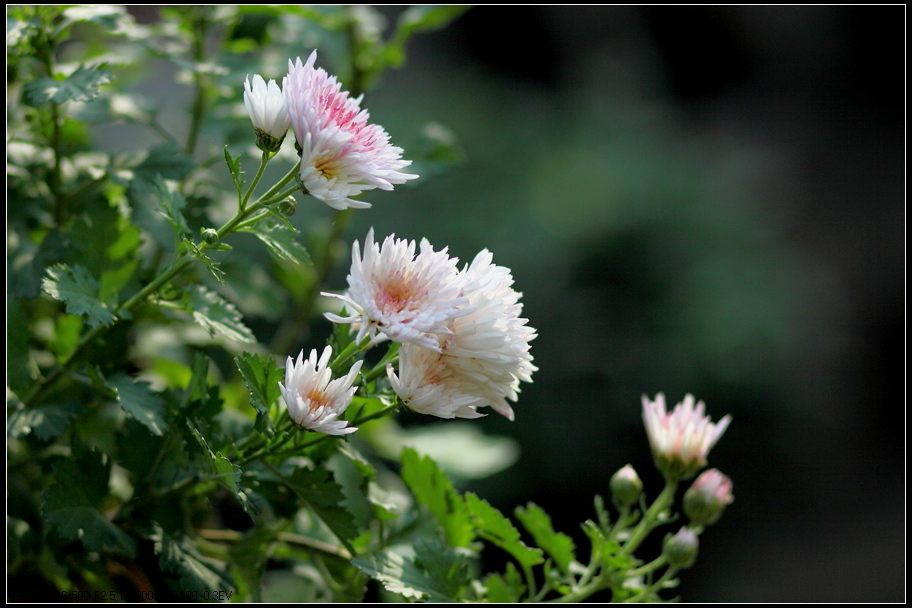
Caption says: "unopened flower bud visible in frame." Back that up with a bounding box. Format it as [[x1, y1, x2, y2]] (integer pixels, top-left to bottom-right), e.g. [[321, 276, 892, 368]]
[[610, 464, 643, 507], [201, 228, 219, 244], [243, 74, 290, 153], [684, 469, 733, 526], [278, 196, 297, 216], [663, 526, 699, 569]]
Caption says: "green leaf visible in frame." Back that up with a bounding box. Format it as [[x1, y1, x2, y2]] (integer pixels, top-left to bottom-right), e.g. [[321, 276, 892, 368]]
[[185, 285, 255, 344], [24, 63, 112, 105], [185, 420, 252, 515], [351, 549, 451, 602], [224, 146, 243, 194], [41, 263, 115, 327], [181, 238, 226, 284], [7, 402, 82, 441], [413, 537, 471, 599], [145, 174, 190, 235], [107, 374, 168, 436], [515, 502, 576, 574], [465, 493, 543, 569], [153, 525, 233, 592], [234, 352, 282, 433], [286, 467, 359, 543], [400, 447, 474, 548], [240, 221, 312, 266], [482, 562, 525, 602], [42, 451, 136, 556]]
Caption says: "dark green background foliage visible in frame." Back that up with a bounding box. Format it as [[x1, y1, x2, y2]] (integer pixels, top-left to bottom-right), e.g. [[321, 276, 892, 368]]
[[7, 5, 903, 602]]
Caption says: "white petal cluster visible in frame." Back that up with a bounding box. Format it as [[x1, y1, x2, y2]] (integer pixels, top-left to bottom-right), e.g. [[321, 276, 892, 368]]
[[278, 346, 362, 436], [325, 229, 537, 421], [438, 250, 538, 420], [243, 74, 291, 151], [324, 228, 470, 351], [283, 51, 417, 210], [641, 393, 731, 479]]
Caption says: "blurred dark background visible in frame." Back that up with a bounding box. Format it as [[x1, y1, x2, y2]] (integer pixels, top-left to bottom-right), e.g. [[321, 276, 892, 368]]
[[355, 6, 904, 602], [107, 5, 905, 602]]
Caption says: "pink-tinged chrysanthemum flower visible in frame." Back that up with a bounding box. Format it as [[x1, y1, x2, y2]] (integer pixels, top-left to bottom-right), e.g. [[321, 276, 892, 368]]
[[323, 228, 470, 351], [386, 250, 537, 421], [683, 468, 734, 526], [283, 52, 417, 210], [278, 346, 362, 435], [387, 343, 486, 419], [243, 74, 291, 152], [641, 393, 731, 480]]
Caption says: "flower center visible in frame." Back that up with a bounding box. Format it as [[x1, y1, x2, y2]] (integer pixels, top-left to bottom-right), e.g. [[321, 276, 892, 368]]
[[377, 275, 419, 313], [302, 387, 330, 412]]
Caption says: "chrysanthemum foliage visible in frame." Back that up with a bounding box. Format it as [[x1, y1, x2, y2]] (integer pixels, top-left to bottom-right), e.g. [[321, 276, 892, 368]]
[[8, 5, 734, 604]]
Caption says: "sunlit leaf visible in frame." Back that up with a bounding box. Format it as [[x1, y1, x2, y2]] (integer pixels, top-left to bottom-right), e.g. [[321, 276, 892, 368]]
[[351, 549, 451, 602], [515, 502, 576, 574], [234, 351, 281, 433], [185, 285, 255, 344], [107, 374, 168, 436], [400, 447, 474, 548], [286, 467, 359, 543], [240, 221, 311, 266], [465, 493, 543, 569], [24, 64, 112, 105], [413, 537, 471, 599], [7, 402, 82, 441], [482, 562, 525, 602], [42, 263, 115, 327]]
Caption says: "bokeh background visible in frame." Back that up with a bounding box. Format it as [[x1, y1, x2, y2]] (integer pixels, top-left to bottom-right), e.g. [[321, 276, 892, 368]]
[[96, 5, 905, 602], [364, 7, 905, 602]]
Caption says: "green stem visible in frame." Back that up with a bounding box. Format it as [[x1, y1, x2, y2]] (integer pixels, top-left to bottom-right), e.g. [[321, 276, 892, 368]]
[[257, 185, 300, 207], [241, 150, 271, 209], [329, 335, 372, 371], [621, 566, 679, 603], [35, 16, 64, 226], [184, 7, 209, 156], [256, 160, 301, 205], [268, 402, 399, 459], [197, 528, 351, 561], [626, 554, 668, 579], [619, 481, 677, 558]]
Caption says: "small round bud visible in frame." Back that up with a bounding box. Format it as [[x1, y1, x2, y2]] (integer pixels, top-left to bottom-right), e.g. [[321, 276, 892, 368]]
[[201, 228, 219, 244], [663, 526, 699, 569], [278, 196, 297, 216], [683, 469, 733, 526], [610, 464, 643, 508]]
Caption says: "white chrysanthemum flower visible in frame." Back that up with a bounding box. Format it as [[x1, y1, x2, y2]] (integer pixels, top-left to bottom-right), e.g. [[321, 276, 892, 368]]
[[641, 393, 731, 480], [323, 228, 470, 351], [387, 250, 537, 421], [438, 250, 537, 421], [283, 51, 417, 210], [387, 343, 486, 419], [243, 74, 291, 152], [278, 346, 362, 436]]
